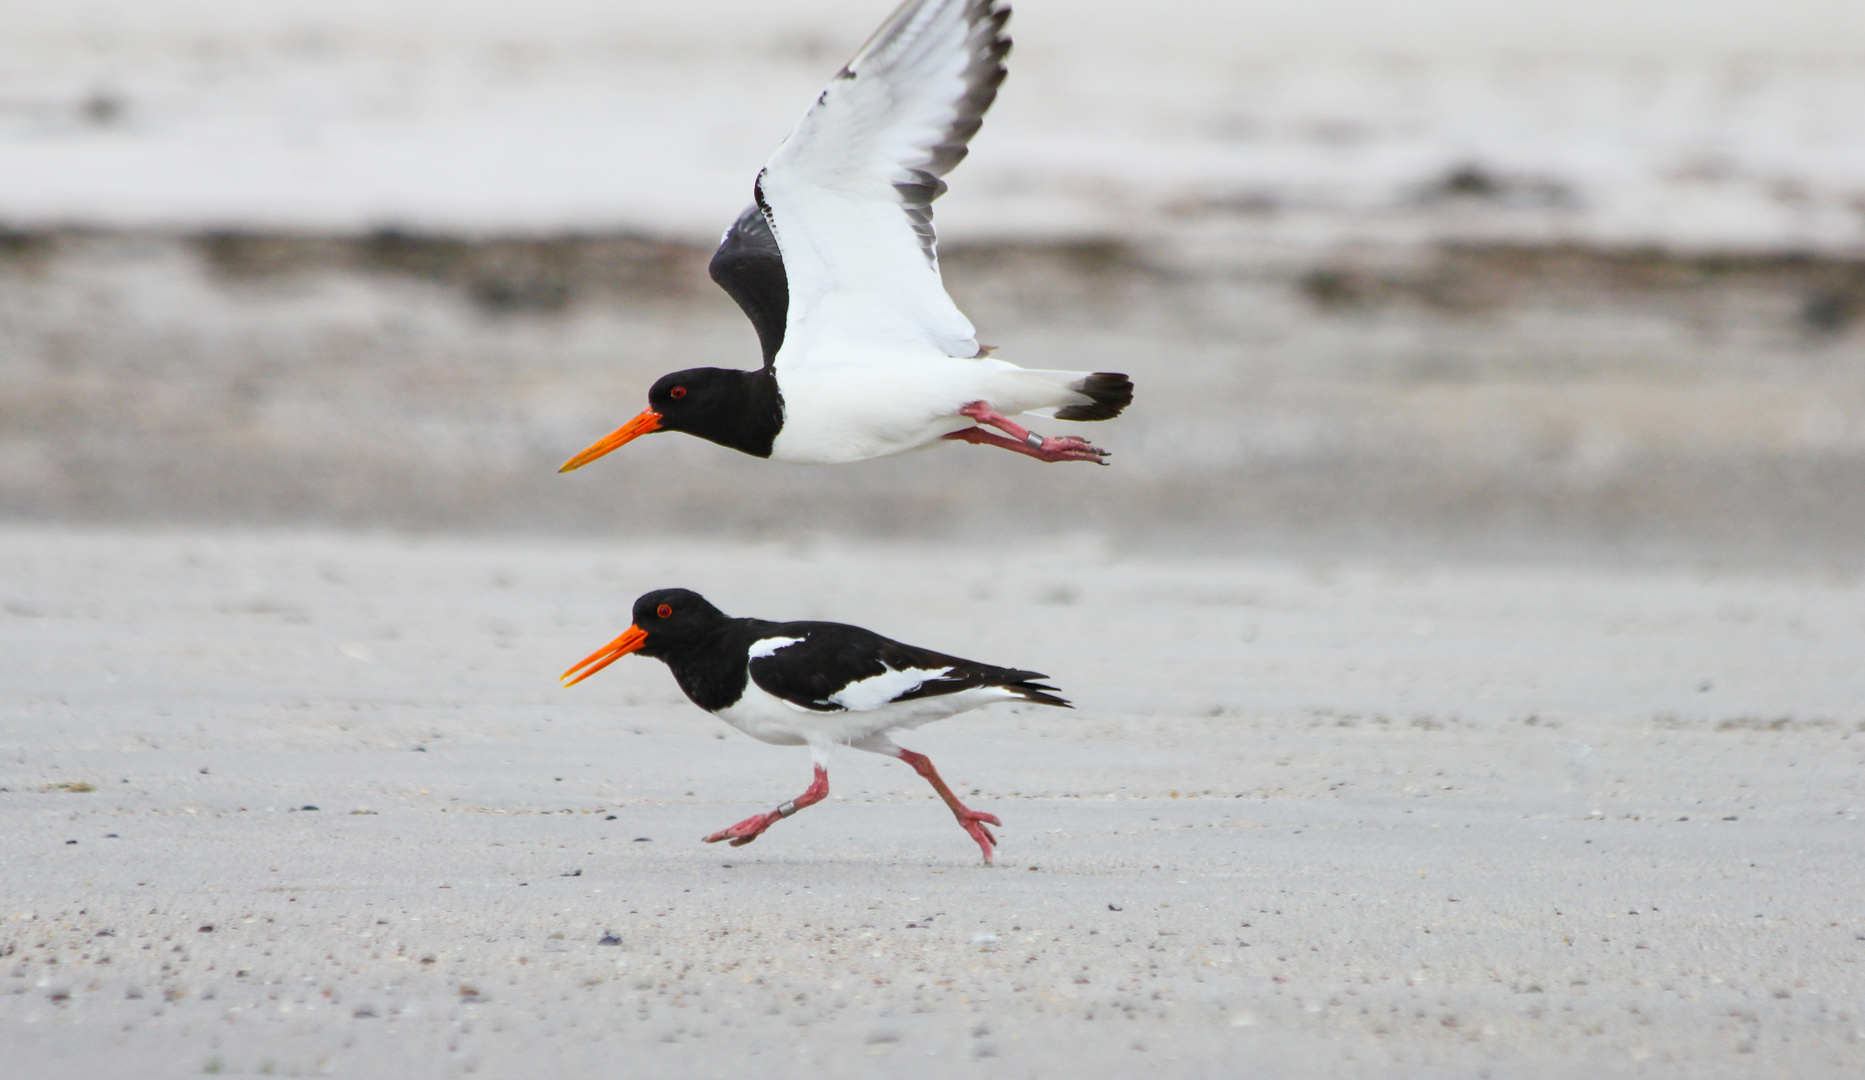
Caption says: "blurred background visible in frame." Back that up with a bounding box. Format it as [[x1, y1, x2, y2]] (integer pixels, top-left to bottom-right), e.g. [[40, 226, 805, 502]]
[[4, 0, 1863, 565]]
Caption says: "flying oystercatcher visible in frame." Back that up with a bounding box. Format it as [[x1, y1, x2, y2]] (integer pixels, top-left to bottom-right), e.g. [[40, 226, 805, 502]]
[[559, 0, 1132, 473], [561, 588, 1069, 865]]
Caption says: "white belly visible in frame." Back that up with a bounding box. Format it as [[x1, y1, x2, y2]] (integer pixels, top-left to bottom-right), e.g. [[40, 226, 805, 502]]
[[769, 354, 1082, 464], [712, 680, 1020, 748], [769, 364, 972, 464]]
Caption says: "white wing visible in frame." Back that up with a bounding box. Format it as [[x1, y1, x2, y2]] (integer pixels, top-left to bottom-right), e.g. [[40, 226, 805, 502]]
[[757, 0, 1009, 365]]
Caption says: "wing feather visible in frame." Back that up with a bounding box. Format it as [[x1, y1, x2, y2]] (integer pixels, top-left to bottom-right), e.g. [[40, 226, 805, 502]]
[[755, 0, 1010, 363], [746, 622, 1067, 712], [708, 205, 789, 367]]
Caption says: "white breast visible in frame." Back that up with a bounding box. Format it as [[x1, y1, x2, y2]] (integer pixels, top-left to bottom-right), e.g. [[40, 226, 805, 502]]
[[711, 681, 818, 747]]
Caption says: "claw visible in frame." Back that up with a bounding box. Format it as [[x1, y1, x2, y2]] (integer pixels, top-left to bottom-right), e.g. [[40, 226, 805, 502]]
[[1031, 434, 1112, 463], [950, 401, 1117, 466], [955, 809, 1000, 864], [703, 812, 779, 845]]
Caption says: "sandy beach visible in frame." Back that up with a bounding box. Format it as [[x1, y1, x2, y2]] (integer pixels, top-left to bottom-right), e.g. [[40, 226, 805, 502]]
[[4, 4, 1864, 1074], [4, 525, 1863, 1077]]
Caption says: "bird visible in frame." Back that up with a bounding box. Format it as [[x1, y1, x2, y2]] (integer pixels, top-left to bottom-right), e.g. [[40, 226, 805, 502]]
[[560, 588, 1070, 865], [558, 0, 1132, 474]]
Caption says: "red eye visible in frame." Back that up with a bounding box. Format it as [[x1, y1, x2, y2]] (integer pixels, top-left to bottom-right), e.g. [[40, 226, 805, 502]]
[[670, 386, 687, 399], [656, 603, 673, 618]]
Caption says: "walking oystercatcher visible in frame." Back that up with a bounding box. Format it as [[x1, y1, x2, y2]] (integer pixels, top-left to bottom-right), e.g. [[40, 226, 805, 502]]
[[558, 0, 1132, 474], [561, 588, 1069, 865]]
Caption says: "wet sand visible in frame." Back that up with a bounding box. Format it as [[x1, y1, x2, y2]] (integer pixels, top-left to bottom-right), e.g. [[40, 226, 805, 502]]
[[4, 525, 1864, 1076]]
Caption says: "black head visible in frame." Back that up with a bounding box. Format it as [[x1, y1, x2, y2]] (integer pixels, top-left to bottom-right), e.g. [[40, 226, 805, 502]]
[[648, 369, 742, 434], [558, 368, 781, 473], [647, 368, 782, 458], [629, 588, 732, 658], [561, 587, 735, 687]]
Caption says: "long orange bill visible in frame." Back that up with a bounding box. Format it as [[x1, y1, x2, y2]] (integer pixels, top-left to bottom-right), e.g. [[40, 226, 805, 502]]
[[561, 624, 650, 687], [559, 410, 663, 473]]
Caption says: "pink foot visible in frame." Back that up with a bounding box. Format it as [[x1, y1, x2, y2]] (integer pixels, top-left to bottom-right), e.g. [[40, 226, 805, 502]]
[[954, 808, 1002, 866], [703, 811, 782, 847], [702, 765, 827, 848], [898, 748, 1002, 866], [944, 401, 1111, 465]]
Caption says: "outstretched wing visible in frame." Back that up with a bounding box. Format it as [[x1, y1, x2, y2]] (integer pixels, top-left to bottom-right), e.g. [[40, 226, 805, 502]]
[[755, 0, 1010, 365], [746, 622, 1067, 713], [709, 205, 789, 368]]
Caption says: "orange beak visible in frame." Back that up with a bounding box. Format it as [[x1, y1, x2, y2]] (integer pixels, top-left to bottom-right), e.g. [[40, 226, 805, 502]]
[[559, 410, 663, 473], [561, 624, 649, 687]]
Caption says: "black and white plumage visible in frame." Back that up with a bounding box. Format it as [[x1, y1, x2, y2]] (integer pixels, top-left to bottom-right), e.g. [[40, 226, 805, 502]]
[[561, 588, 1069, 864], [559, 0, 1133, 474]]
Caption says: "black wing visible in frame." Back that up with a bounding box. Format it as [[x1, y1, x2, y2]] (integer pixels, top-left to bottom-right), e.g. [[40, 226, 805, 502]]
[[708, 204, 789, 368], [745, 621, 1069, 712]]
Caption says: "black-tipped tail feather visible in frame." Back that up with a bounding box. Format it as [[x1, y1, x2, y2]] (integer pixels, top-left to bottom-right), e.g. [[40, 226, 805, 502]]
[[1004, 679, 1072, 709], [897, 664, 1072, 709], [1055, 372, 1133, 422]]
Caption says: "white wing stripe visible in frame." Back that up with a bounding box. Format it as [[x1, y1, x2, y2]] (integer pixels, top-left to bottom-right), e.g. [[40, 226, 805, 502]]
[[747, 636, 806, 659], [828, 665, 953, 711]]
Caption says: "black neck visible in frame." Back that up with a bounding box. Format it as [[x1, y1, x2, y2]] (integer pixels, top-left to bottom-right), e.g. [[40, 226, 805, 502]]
[[685, 370, 783, 459], [652, 620, 765, 712]]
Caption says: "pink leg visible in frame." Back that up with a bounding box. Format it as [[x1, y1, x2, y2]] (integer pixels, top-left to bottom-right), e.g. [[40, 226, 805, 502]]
[[897, 749, 1002, 866], [703, 765, 827, 847], [942, 401, 1111, 464]]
